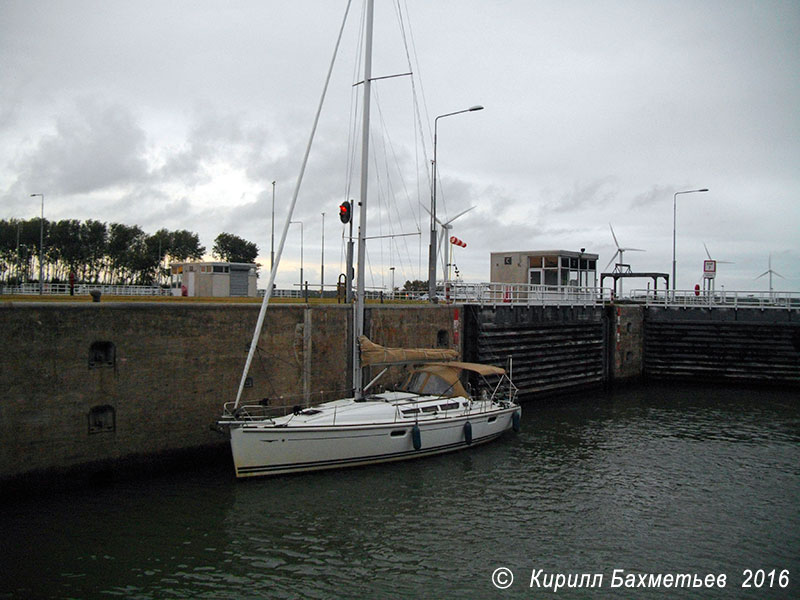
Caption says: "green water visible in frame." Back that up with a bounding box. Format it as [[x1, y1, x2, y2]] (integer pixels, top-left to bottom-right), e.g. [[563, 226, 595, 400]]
[[1, 383, 798, 599]]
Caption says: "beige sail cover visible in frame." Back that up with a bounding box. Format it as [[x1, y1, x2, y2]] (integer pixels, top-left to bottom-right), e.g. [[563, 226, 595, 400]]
[[358, 335, 458, 367]]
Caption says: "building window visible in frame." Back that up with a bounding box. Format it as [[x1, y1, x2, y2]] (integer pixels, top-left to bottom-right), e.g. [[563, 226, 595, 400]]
[[89, 341, 116, 369]]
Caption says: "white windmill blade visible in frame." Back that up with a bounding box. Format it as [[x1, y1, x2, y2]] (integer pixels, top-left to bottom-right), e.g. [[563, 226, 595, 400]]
[[704, 242, 734, 264], [437, 229, 448, 272], [442, 205, 476, 227], [420, 204, 446, 228], [609, 223, 644, 252], [609, 223, 620, 249], [604, 250, 621, 272], [755, 271, 769, 279]]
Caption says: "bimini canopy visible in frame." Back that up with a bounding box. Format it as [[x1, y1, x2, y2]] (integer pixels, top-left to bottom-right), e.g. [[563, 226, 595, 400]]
[[359, 336, 457, 367], [425, 361, 506, 377], [399, 362, 507, 399]]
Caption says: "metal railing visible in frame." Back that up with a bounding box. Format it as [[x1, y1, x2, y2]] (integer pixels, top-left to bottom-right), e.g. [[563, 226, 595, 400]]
[[446, 282, 608, 306], [631, 288, 800, 310], [1, 283, 170, 296]]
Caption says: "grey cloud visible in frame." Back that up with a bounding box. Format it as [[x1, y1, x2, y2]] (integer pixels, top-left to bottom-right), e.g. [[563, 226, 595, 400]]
[[16, 97, 148, 195]]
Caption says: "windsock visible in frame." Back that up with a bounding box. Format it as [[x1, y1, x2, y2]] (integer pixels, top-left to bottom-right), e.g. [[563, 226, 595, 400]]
[[449, 236, 466, 248]]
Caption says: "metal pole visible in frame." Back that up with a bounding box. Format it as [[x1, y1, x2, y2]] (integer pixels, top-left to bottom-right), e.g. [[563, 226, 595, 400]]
[[427, 106, 483, 303], [354, 0, 374, 398], [320, 211, 325, 297], [270, 181, 276, 271], [346, 212, 354, 303], [30, 193, 44, 294], [291, 220, 303, 294], [672, 188, 708, 292]]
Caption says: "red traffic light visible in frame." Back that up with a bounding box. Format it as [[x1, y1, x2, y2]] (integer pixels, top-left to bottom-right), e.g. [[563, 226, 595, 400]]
[[339, 200, 352, 224]]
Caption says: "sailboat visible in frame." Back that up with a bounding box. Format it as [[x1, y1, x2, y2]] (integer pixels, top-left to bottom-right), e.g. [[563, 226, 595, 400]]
[[218, 0, 521, 478]]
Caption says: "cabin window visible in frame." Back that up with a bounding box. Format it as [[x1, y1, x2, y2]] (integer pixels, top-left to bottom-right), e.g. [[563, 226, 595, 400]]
[[401, 408, 419, 416], [421, 406, 438, 413], [400, 371, 454, 396], [89, 341, 115, 369], [390, 429, 406, 437], [421, 374, 452, 396], [400, 372, 426, 394], [439, 402, 460, 411]]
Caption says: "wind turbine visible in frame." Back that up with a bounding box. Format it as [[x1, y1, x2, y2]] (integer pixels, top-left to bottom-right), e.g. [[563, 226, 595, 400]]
[[756, 254, 784, 294], [702, 243, 734, 292], [423, 205, 475, 274], [604, 224, 645, 271], [604, 224, 644, 297], [703, 242, 734, 265]]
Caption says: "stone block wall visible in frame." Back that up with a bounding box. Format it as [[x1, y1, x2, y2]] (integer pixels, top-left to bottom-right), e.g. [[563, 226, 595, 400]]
[[0, 302, 456, 483]]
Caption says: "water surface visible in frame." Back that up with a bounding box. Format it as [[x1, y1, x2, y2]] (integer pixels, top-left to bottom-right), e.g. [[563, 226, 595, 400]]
[[1, 383, 798, 599]]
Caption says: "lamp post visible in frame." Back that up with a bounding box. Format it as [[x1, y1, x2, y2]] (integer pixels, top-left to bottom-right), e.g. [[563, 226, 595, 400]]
[[389, 266, 395, 300], [30, 193, 44, 295], [270, 181, 276, 271], [672, 188, 708, 292], [320, 212, 325, 297], [428, 105, 483, 302], [291, 220, 303, 294]]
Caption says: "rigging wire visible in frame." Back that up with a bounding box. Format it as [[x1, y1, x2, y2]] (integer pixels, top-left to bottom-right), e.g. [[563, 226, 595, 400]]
[[234, 0, 353, 408]]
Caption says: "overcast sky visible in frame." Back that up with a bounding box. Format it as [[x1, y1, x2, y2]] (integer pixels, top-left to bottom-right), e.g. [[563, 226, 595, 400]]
[[2, 0, 798, 293]]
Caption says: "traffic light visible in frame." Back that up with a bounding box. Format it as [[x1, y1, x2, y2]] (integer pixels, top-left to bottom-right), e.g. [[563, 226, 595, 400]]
[[339, 200, 352, 224]]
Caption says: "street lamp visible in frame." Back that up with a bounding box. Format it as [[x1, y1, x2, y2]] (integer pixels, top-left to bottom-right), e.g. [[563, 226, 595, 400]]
[[270, 181, 276, 271], [428, 105, 483, 302], [290, 220, 303, 294], [320, 212, 325, 297], [672, 188, 709, 292], [30, 193, 44, 295]]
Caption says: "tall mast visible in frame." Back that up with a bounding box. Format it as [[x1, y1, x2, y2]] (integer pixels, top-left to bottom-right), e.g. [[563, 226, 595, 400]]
[[353, 0, 374, 399]]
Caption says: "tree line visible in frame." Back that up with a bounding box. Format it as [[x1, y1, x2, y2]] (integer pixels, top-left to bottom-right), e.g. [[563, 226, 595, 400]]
[[0, 218, 258, 286]]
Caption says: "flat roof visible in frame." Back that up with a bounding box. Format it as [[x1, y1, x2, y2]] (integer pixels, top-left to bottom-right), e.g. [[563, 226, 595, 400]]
[[491, 250, 599, 260], [169, 261, 257, 268]]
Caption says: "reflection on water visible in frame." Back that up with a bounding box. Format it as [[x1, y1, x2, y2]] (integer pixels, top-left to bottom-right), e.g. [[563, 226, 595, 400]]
[[1, 383, 798, 599]]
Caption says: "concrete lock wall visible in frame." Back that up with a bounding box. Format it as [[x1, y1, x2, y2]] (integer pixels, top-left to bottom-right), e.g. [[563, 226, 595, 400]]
[[0, 303, 456, 485], [2, 301, 795, 489]]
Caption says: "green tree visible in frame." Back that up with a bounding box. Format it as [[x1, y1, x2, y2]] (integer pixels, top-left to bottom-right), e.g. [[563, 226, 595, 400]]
[[169, 229, 205, 261], [82, 220, 108, 282], [48, 219, 85, 281], [212, 232, 258, 263], [108, 223, 147, 284], [403, 279, 428, 291]]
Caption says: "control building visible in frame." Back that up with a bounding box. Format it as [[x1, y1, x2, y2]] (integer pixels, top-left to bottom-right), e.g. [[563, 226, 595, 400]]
[[170, 262, 258, 297], [490, 250, 598, 289]]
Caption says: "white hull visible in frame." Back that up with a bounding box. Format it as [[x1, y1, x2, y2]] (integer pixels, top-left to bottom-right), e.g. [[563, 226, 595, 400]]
[[227, 400, 520, 478]]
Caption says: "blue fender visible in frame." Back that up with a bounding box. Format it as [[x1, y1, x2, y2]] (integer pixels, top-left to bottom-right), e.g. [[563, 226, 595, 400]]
[[463, 420, 473, 445], [412, 424, 422, 450]]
